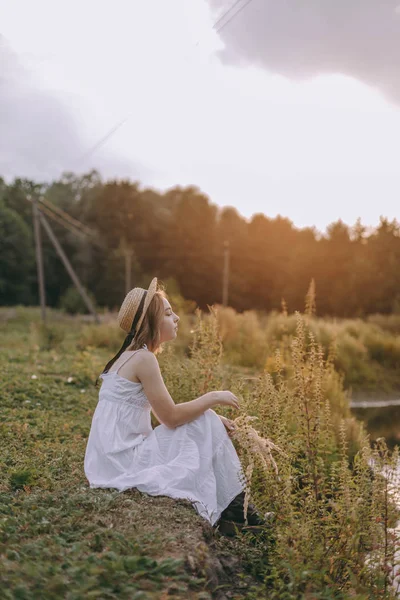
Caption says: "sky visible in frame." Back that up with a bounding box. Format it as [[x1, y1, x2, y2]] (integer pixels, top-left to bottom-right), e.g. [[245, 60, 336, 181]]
[[1, 0, 400, 233]]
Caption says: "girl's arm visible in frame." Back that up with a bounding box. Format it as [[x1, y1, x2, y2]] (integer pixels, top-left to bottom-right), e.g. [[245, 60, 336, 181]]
[[135, 351, 216, 428]]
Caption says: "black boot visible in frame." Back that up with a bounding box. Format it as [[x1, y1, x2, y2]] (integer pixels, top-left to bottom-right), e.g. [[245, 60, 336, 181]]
[[221, 492, 265, 526]]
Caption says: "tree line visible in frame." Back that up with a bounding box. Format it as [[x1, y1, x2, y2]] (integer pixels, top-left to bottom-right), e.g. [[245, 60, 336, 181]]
[[1, 170, 400, 317]]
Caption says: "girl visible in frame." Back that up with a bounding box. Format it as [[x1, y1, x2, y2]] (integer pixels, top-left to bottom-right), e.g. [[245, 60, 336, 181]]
[[84, 278, 262, 527]]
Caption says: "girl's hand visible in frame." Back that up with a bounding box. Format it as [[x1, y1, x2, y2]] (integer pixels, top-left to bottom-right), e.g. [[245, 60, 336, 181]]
[[219, 415, 236, 438], [209, 391, 240, 410]]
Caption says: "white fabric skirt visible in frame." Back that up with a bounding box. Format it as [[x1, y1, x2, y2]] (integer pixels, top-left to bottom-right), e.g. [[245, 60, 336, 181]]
[[86, 409, 245, 525]]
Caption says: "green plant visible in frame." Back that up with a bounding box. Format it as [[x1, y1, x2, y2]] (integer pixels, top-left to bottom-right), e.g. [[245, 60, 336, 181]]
[[59, 286, 97, 315], [29, 322, 65, 351], [77, 322, 124, 350], [229, 314, 400, 598], [2, 306, 400, 598]]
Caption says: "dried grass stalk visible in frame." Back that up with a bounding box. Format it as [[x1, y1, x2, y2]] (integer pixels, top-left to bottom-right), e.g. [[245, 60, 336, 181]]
[[231, 414, 287, 522]]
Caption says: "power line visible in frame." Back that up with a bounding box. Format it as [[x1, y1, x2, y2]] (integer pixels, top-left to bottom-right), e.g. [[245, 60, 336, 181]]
[[31, 201, 233, 259], [215, 0, 255, 35], [39, 196, 97, 238], [26, 195, 105, 249], [42, 208, 105, 250], [28, 196, 269, 267], [78, 1, 254, 162], [212, 0, 247, 31], [76, 116, 130, 164], [38, 203, 91, 241]]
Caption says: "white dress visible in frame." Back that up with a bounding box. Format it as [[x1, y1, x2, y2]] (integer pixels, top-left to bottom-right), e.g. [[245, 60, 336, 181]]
[[84, 349, 245, 525]]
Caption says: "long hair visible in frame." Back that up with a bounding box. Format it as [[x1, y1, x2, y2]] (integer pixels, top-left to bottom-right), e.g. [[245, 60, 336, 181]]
[[96, 289, 167, 385], [126, 290, 167, 354]]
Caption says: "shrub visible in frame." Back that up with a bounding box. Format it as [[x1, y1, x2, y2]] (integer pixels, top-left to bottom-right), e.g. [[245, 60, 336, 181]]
[[368, 314, 400, 335], [174, 309, 400, 598], [9, 469, 33, 491], [216, 305, 269, 369], [77, 323, 124, 351], [71, 347, 105, 386], [59, 286, 97, 315], [29, 322, 65, 351]]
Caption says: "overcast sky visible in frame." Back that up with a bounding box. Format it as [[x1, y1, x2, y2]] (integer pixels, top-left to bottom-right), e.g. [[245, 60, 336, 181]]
[[1, 0, 400, 233]]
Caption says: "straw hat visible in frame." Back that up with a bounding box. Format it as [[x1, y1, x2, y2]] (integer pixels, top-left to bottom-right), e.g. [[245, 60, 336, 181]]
[[118, 277, 158, 334]]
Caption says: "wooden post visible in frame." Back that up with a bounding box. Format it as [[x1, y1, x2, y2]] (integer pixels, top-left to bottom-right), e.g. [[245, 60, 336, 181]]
[[120, 237, 133, 295], [222, 240, 230, 306], [125, 250, 132, 295], [31, 195, 47, 322], [38, 210, 100, 323]]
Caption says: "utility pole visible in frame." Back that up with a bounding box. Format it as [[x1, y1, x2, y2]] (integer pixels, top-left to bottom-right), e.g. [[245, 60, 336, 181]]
[[38, 210, 100, 323], [31, 195, 47, 322], [124, 249, 133, 295], [119, 236, 134, 294], [222, 240, 230, 306]]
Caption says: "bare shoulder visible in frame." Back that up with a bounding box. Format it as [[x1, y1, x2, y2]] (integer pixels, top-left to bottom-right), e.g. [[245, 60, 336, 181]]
[[135, 350, 160, 377], [115, 349, 159, 383]]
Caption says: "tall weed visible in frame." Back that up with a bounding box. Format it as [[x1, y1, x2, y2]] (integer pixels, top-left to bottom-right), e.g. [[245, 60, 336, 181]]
[[164, 308, 400, 598]]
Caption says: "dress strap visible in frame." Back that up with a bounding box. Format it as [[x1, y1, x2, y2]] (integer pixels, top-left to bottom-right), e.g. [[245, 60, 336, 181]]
[[115, 345, 148, 374]]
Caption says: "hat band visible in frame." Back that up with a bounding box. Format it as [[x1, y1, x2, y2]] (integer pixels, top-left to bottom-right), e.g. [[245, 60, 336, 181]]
[[129, 290, 147, 334], [98, 290, 148, 380]]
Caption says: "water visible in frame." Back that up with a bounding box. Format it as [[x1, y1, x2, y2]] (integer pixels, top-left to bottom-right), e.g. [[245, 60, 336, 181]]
[[350, 399, 400, 593], [351, 399, 400, 409], [351, 400, 400, 449]]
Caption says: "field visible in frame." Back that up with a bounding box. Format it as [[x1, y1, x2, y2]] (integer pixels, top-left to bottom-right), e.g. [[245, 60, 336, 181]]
[[1, 306, 400, 599]]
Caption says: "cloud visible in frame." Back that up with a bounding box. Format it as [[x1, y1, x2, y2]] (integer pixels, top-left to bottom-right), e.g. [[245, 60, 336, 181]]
[[209, 0, 400, 104], [0, 36, 152, 183], [3, 1, 400, 233]]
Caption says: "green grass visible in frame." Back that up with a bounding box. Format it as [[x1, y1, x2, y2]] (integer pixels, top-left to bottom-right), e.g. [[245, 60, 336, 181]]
[[1, 489, 207, 599], [0, 309, 265, 599], [1, 307, 399, 599]]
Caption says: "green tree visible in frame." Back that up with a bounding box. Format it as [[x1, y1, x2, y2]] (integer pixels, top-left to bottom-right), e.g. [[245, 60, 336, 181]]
[[0, 200, 34, 304], [162, 186, 219, 307]]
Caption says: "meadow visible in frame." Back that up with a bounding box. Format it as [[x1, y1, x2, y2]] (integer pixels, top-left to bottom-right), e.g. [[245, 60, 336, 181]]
[[1, 305, 400, 599]]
